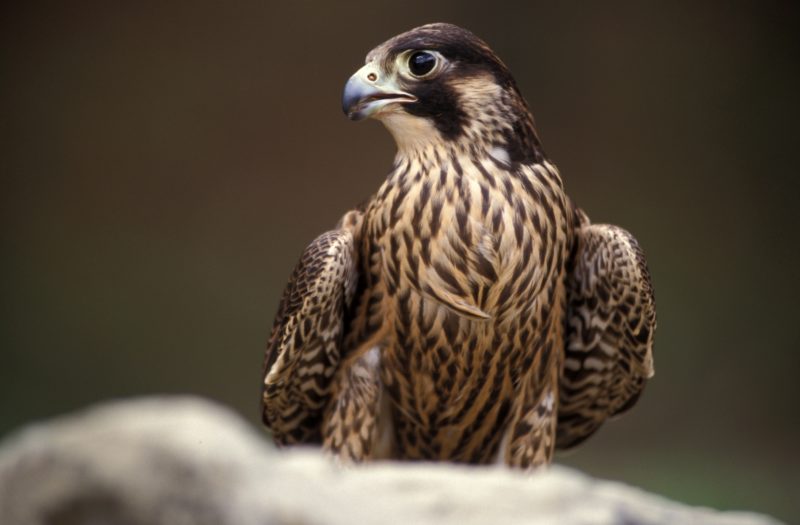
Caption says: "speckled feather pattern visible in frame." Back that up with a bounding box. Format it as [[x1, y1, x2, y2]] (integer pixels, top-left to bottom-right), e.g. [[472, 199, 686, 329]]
[[261, 23, 656, 469], [557, 222, 656, 449], [262, 226, 358, 444]]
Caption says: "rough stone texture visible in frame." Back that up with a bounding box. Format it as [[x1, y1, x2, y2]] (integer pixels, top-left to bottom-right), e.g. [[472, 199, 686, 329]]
[[0, 397, 782, 525]]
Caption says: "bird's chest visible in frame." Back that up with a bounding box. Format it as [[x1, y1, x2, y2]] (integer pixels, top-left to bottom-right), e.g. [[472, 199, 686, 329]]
[[369, 166, 557, 371], [359, 157, 569, 460], [368, 159, 567, 324]]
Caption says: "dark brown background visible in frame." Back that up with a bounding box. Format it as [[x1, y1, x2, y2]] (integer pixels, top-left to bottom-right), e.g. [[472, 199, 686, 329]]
[[2, 2, 798, 521]]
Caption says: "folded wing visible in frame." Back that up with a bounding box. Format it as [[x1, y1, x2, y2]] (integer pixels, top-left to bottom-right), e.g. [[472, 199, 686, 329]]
[[557, 219, 656, 450], [261, 221, 360, 445]]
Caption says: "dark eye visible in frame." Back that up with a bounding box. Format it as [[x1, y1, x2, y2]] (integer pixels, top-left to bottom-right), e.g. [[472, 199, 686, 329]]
[[408, 51, 437, 77]]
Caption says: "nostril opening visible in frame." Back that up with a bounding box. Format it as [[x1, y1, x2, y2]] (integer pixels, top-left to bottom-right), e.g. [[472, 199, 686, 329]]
[[367, 72, 377, 82]]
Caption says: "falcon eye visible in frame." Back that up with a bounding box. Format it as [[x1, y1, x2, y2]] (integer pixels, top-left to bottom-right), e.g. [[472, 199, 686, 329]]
[[408, 51, 437, 77]]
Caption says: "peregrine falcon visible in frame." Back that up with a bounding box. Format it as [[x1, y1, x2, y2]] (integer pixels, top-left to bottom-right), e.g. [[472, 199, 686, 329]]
[[261, 23, 656, 468]]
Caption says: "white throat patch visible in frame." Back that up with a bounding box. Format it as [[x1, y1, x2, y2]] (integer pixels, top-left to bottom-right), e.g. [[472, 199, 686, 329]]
[[380, 112, 443, 154]]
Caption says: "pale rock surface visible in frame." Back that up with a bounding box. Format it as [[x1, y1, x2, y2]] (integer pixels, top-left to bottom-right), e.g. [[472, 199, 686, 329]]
[[0, 397, 782, 525]]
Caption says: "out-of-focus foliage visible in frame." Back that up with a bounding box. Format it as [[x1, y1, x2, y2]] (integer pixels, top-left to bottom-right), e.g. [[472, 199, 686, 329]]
[[1, 1, 797, 522]]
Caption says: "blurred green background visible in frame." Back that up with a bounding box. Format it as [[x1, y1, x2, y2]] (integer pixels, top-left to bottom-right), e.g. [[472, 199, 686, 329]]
[[2, 1, 798, 522]]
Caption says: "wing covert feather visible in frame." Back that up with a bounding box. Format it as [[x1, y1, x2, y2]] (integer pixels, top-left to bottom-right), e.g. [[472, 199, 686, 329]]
[[261, 223, 360, 445], [556, 220, 656, 450]]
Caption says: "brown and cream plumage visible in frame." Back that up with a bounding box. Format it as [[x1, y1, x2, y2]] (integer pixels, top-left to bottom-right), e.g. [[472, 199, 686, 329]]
[[261, 23, 656, 468]]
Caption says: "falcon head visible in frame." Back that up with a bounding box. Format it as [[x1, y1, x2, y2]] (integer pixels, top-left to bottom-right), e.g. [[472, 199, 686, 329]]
[[342, 23, 542, 163]]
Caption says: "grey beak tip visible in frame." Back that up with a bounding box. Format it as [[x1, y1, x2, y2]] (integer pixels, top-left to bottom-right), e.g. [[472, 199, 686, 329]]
[[342, 76, 364, 120], [342, 100, 353, 118]]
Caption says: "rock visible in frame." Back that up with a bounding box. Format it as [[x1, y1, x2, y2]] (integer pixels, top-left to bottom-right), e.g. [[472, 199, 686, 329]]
[[0, 397, 782, 525]]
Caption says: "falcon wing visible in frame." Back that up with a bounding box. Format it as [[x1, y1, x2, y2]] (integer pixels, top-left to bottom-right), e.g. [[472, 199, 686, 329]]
[[556, 219, 656, 450], [261, 214, 361, 445]]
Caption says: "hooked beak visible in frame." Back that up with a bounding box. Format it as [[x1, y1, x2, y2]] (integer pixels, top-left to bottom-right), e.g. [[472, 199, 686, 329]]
[[342, 63, 416, 121]]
